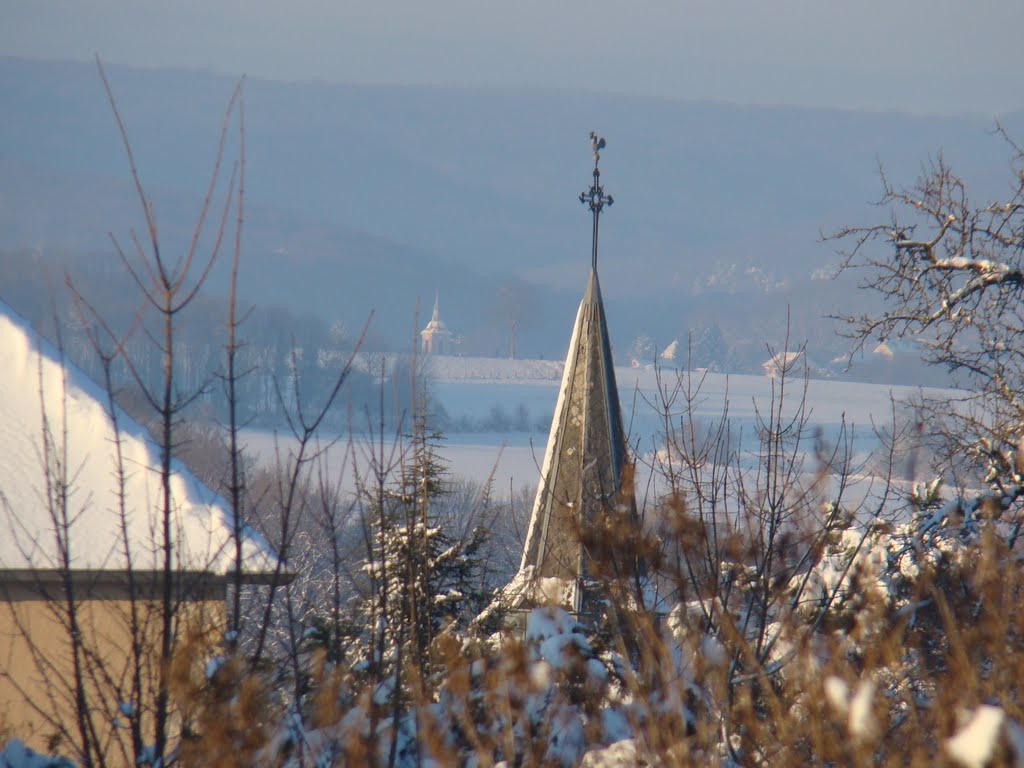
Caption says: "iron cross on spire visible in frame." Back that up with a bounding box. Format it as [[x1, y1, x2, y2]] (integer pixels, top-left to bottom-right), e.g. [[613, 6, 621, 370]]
[[580, 131, 614, 272]]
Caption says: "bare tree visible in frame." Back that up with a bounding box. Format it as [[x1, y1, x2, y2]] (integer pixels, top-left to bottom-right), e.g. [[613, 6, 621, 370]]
[[830, 128, 1024, 537], [494, 280, 538, 360], [0, 60, 277, 767]]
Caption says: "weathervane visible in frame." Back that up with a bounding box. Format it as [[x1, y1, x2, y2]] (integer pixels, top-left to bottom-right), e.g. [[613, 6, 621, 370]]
[[580, 131, 614, 271]]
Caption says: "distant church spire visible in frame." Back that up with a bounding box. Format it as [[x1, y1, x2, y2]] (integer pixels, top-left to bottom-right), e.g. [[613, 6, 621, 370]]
[[420, 291, 452, 355], [515, 133, 634, 617]]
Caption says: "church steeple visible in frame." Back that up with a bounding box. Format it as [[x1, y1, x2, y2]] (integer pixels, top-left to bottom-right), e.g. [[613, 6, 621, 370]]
[[517, 133, 633, 616], [420, 291, 452, 355]]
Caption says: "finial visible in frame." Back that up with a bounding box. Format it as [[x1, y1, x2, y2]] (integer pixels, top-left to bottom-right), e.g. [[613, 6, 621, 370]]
[[580, 132, 613, 272], [589, 131, 607, 167]]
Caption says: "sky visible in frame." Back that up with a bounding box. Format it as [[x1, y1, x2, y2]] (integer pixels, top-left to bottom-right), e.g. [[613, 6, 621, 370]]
[[2, 0, 1023, 115]]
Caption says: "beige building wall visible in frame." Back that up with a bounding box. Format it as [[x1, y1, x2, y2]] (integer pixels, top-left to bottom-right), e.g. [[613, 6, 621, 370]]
[[0, 577, 226, 766]]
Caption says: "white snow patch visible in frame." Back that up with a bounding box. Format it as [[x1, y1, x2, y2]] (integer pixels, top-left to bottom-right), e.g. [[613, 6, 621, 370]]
[[579, 739, 638, 767], [946, 705, 1006, 768], [824, 676, 849, 715], [825, 675, 876, 742], [848, 679, 877, 741], [700, 634, 727, 668], [536, 576, 574, 605], [530, 659, 553, 690], [586, 657, 609, 684], [525, 606, 579, 646]]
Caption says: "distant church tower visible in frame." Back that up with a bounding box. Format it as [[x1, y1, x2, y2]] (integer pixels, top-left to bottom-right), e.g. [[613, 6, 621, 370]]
[[510, 133, 640, 619], [420, 293, 452, 355]]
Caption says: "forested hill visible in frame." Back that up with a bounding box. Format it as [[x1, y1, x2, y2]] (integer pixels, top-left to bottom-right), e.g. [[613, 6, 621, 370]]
[[2, 56, 1021, 377]]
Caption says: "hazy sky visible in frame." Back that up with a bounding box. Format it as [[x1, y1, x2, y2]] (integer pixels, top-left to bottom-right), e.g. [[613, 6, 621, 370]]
[[3, 1, 1022, 115]]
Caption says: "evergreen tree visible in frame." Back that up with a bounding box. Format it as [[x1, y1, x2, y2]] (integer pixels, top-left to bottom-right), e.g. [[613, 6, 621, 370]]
[[349, 415, 493, 692]]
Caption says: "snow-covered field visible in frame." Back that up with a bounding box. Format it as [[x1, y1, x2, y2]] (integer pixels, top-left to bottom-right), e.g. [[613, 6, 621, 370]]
[[239, 430, 546, 498], [428, 355, 955, 432], [244, 357, 963, 499]]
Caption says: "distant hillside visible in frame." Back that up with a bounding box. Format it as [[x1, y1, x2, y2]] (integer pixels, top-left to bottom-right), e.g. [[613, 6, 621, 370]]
[[2, 56, 1018, 378]]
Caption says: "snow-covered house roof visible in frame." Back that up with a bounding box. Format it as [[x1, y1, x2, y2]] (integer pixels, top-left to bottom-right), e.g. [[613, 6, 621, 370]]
[[761, 349, 803, 378], [0, 299, 278, 581]]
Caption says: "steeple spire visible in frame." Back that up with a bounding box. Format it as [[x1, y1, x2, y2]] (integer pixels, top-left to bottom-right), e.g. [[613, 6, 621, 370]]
[[515, 134, 632, 617], [420, 291, 452, 355], [580, 132, 614, 272]]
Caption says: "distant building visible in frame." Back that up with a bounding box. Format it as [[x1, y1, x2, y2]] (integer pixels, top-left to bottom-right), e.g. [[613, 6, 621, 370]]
[[420, 293, 452, 355], [762, 349, 803, 378]]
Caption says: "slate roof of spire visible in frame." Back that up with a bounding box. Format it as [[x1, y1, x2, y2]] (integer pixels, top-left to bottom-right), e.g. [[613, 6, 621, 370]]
[[518, 267, 630, 613]]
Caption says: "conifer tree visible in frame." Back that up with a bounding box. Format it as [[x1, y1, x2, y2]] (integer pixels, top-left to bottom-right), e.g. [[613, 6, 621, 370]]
[[345, 412, 492, 699]]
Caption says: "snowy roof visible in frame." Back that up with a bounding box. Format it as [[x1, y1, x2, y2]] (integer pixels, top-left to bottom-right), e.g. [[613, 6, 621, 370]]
[[761, 349, 803, 374], [0, 299, 278, 577]]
